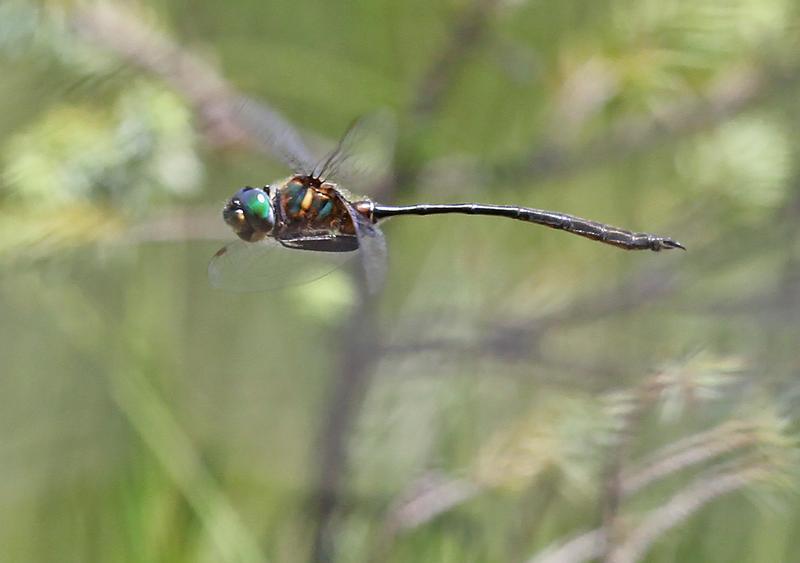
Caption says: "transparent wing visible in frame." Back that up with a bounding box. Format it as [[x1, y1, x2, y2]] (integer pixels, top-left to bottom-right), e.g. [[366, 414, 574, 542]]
[[313, 110, 397, 195], [336, 197, 388, 295], [208, 237, 355, 292], [353, 214, 388, 294], [234, 96, 317, 174]]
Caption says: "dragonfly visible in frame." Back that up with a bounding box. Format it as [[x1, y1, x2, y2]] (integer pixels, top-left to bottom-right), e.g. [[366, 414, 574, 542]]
[[209, 110, 684, 293]]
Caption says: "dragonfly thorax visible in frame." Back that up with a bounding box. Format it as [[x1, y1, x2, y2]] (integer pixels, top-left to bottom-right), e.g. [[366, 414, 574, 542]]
[[274, 176, 359, 238]]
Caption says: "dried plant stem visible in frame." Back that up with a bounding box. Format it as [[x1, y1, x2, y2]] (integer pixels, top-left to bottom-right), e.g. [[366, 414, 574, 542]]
[[622, 421, 758, 496], [608, 467, 765, 563], [386, 475, 481, 533], [530, 464, 765, 563], [528, 529, 609, 563]]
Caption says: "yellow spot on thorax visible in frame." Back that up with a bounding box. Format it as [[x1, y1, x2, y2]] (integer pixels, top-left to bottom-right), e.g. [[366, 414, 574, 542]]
[[301, 188, 315, 212]]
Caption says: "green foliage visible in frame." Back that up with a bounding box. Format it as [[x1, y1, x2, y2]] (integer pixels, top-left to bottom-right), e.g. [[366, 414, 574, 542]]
[[0, 80, 200, 259], [4, 82, 200, 206]]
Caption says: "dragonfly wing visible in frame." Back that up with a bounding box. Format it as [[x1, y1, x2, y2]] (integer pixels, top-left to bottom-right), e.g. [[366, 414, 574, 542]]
[[342, 202, 388, 294], [314, 110, 397, 196], [358, 217, 388, 294], [234, 96, 317, 174], [208, 237, 354, 292]]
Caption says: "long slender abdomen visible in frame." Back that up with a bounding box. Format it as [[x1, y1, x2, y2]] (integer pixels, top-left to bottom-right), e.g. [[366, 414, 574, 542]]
[[372, 203, 684, 251]]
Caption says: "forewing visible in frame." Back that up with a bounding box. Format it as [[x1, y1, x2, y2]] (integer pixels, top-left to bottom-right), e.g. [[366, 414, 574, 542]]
[[234, 96, 317, 174], [313, 110, 397, 196], [208, 237, 354, 292]]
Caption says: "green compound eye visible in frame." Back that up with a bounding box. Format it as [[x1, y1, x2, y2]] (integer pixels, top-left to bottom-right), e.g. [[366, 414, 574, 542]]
[[239, 188, 272, 221], [225, 187, 275, 241]]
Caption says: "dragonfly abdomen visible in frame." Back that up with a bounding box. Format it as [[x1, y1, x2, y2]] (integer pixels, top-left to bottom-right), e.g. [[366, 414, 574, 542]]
[[372, 203, 684, 251], [511, 207, 679, 251]]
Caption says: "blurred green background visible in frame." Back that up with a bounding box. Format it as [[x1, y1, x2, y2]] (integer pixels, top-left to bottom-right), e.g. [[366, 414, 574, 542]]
[[2, 0, 800, 562]]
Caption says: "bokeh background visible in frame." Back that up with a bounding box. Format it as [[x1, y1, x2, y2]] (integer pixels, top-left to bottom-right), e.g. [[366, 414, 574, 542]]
[[2, 1, 800, 562]]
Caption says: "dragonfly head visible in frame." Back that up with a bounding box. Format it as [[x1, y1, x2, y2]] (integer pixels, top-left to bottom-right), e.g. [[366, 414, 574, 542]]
[[223, 187, 275, 242]]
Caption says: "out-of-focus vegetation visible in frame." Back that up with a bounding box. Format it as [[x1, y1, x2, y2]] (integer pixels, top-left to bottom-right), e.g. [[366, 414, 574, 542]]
[[2, 1, 799, 562]]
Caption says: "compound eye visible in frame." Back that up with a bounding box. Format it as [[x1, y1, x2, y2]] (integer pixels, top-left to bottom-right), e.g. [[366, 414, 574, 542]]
[[222, 187, 274, 241], [238, 188, 272, 223]]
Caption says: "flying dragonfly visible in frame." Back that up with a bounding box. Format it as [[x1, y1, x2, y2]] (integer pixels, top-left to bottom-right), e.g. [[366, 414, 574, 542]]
[[209, 110, 684, 293]]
